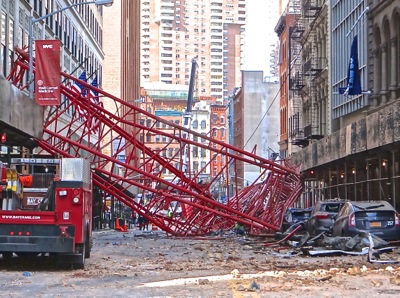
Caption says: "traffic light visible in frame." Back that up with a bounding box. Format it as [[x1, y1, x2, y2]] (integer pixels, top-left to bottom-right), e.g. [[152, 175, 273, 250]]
[[0, 133, 6, 143]]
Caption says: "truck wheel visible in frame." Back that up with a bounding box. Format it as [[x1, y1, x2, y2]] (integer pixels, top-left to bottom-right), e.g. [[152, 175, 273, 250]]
[[85, 234, 91, 258], [74, 243, 85, 270], [84, 225, 91, 259]]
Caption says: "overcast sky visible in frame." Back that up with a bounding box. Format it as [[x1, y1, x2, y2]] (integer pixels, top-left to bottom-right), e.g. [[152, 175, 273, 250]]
[[242, 0, 286, 78]]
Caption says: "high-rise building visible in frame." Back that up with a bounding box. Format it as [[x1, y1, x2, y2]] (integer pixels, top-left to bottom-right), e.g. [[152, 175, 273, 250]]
[[103, 0, 141, 174], [140, 0, 246, 103]]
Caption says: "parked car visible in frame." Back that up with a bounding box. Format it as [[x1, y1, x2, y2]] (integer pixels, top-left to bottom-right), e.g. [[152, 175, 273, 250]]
[[332, 201, 400, 241], [306, 200, 346, 236], [281, 207, 313, 232]]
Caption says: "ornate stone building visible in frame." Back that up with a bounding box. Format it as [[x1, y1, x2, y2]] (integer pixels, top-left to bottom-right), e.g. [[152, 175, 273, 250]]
[[291, 0, 400, 211]]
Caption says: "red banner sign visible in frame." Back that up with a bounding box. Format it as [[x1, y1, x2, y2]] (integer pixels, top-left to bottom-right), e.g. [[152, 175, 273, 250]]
[[34, 40, 61, 106]]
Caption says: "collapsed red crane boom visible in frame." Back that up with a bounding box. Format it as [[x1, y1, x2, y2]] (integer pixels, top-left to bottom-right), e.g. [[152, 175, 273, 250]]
[[7, 48, 303, 236]]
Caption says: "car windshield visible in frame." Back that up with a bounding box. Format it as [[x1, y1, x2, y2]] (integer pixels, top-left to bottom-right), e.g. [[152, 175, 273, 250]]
[[320, 204, 342, 213]]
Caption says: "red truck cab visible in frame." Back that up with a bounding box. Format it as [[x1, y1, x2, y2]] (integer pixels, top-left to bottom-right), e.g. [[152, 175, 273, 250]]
[[0, 158, 92, 269]]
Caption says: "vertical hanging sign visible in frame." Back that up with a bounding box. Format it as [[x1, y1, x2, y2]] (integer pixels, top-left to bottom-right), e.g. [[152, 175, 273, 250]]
[[35, 40, 61, 106]]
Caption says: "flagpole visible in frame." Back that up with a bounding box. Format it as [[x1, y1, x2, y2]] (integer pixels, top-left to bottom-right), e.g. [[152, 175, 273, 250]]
[[346, 7, 369, 38], [333, 90, 372, 95]]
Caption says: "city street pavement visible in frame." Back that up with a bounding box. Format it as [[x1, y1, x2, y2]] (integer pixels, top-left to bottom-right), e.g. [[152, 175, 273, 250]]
[[1, 227, 400, 297]]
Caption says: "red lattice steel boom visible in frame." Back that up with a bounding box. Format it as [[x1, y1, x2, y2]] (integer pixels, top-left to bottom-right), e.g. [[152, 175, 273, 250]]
[[7, 48, 303, 236]]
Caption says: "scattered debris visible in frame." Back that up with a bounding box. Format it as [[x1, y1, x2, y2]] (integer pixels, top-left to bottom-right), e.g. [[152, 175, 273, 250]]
[[367, 233, 399, 264], [316, 275, 333, 282], [249, 280, 261, 291], [272, 225, 400, 263], [231, 269, 240, 278], [197, 278, 210, 285], [390, 275, 400, 285], [305, 247, 369, 256]]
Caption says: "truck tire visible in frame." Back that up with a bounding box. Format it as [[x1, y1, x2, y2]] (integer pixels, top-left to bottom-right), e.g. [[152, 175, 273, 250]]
[[74, 243, 85, 270], [85, 228, 91, 259]]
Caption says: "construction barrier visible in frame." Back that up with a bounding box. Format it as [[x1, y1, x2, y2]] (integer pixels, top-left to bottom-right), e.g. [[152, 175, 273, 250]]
[[115, 218, 128, 232]]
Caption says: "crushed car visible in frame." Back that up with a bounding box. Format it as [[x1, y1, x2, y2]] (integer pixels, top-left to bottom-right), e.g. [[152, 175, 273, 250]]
[[281, 207, 313, 232]]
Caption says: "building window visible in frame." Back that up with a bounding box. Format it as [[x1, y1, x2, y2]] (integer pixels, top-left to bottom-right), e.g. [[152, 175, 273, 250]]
[[193, 161, 199, 173], [201, 134, 206, 143], [192, 147, 198, 157]]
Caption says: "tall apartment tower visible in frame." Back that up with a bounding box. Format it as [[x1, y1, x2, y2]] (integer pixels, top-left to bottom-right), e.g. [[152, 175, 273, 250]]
[[103, 0, 141, 175], [140, 0, 246, 102]]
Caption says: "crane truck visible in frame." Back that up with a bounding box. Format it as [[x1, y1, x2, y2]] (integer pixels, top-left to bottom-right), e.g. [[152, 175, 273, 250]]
[[0, 158, 92, 269]]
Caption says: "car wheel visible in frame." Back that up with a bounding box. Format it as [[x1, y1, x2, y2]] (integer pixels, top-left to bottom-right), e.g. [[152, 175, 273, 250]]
[[1, 252, 13, 259]]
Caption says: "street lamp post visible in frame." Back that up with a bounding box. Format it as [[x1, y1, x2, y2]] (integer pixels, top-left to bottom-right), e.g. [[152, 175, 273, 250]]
[[28, 0, 114, 99]]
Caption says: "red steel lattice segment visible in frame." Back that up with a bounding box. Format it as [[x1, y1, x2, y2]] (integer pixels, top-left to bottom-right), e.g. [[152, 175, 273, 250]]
[[7, 49, 303, 236]]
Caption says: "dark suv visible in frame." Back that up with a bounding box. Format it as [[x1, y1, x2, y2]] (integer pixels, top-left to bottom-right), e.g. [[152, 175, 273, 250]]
[[332, 201, 400, 241], [306, 200, 345, 236]]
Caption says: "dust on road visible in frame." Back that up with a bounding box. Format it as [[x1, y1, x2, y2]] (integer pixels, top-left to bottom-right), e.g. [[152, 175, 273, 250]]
[[1, 229, 400, 297]]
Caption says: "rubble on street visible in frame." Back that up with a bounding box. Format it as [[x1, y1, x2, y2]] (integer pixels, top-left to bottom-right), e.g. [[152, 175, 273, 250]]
[[1, 228, 400, 297]]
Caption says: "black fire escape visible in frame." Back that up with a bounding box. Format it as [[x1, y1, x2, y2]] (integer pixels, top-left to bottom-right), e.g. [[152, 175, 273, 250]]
[[291, 0, 325, 147], [288, 1, 307, 148]]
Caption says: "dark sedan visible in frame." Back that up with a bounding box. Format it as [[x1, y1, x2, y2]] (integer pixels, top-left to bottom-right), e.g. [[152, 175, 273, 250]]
[[306, 200, 345, 236], [281, 207, 313, 232], [332, 201, 400, 241]]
